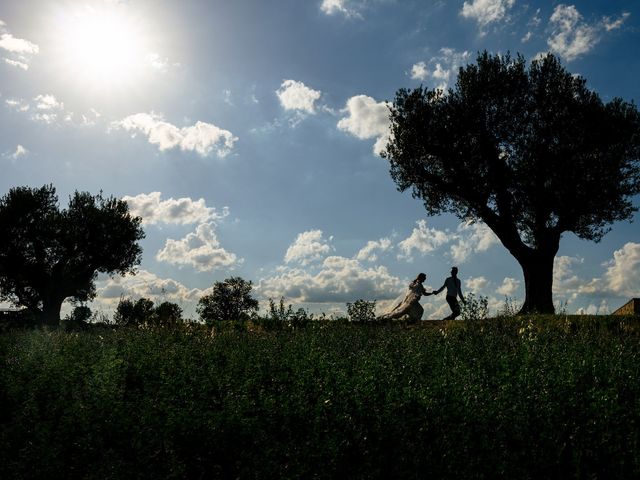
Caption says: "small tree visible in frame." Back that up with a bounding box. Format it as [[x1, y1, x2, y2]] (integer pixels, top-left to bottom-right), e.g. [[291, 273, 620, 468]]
[[197, 277, 259, 324], [113, 297, 154, 327], [153, 301, 183, 326], [384, 52, 640, 313], [0, 185, 144, 325], [347, 299, 377, 322]]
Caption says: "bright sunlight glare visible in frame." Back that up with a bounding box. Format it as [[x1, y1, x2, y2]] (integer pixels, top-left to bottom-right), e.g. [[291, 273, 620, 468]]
[[55, 6, 149, 90]]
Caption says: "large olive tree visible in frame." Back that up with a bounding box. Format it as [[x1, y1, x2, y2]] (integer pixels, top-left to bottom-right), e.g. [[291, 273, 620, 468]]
[[0, 185, 145, 325], [384, 52, 640, 313]]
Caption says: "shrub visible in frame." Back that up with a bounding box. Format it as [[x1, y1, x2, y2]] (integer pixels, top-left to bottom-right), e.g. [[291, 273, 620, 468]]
[[460, 293, 488, 320], [347, 299, 376, 322]]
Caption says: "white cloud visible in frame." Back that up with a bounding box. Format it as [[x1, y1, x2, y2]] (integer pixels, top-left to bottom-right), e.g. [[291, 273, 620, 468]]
[[604, 12, 630, 31], [409, 48, 471, 90], [6, 144, 27, 160], [521, 31, 532, 43], [460, 0, 515, 28], [547, 4, 598, 61], [285, 230, 334, 266], [337, 95, 390, 155], [29, 94, 65, 124], [320, 0, 360, 18], [258, 255, 403, 303], [410, 61, 428, 80], [156, 222, 242, 272], [450, 221, 499, 264], [5, 98, 29, 112], [496, 277, 520, 296], [4, 58, 28, 70], [356, 238, 392, 262], [123, 192, 228, 225], [145, 52, 170, 72], [113, 112, 238, 157], [276, 79, 322, 114], [466, 276, 489, 293], [397, 220, 450, 261], [0, 33, 39, 54], [95, 270, 204, 306], [34, 94, 63, 111], [601, 242, 640, 299]]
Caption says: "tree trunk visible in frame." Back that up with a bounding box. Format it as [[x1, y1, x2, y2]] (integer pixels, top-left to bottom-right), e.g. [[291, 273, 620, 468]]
[[518, 251, 556, 314], [41, 297, 63, 326]]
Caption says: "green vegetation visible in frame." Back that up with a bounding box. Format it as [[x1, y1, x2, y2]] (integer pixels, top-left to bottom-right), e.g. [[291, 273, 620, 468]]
[[2, 316, 640, 479]]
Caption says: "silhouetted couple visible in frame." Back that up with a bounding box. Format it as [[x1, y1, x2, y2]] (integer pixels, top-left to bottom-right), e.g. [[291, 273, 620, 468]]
[[380, 267, 466, 322]]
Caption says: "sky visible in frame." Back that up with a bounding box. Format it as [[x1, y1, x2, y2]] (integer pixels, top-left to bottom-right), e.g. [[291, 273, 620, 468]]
[[0, 0, 639, 319]]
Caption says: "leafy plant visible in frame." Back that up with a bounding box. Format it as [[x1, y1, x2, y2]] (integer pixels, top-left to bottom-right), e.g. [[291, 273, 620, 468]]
[[460, 293, 488, 320], [346, 299, 376, 322]]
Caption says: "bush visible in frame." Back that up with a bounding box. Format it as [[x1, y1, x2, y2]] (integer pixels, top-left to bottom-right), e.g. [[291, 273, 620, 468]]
[[460, 293, 488, 320], [347, 299, 376, 322]]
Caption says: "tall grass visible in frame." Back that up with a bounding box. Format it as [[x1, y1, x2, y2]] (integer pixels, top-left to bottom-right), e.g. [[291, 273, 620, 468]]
[[1, 316, 640, 479]]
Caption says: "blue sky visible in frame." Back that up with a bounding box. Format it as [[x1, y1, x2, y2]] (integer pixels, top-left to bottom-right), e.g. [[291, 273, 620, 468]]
[[1, 0, 638, 318]]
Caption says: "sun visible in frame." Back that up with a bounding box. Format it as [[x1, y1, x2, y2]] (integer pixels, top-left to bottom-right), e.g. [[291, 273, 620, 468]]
[[55, 6, 150, 90]]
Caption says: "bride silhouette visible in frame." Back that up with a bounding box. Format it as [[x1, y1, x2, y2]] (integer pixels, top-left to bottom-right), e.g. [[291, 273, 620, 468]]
[[379, 273, 432, 322]]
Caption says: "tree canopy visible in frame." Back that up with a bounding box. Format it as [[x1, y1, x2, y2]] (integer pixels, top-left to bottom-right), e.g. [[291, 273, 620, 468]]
[[0, 185, 145, 325], [197, 277, 259, 323], [384, 52, 640, 313]]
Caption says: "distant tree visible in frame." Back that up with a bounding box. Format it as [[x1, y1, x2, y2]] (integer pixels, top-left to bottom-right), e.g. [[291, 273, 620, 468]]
[[197, 277, 259, 324], [65, 305, 93, 323], [153, 301, 183, 326], [113, 297, 154, 327], [0, 185, 145, 325], [384, 52, 640, 313]]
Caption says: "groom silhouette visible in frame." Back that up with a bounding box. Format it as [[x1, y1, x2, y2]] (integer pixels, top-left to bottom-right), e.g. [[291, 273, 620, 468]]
[[433, 267, 466, 320]]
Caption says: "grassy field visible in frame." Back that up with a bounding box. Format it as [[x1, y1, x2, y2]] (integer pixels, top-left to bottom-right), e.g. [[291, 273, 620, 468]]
[[2, 316, 640, 479]]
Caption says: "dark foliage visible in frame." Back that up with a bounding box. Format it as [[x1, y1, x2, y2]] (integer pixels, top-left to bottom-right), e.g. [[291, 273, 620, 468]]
[[0, 185, 145, 325], [384, 52, 640, 313], [2, 318, 640, 479], [347, 299, 377, 322], [114, 297, 183, 327], [197, 277, 259, 324]]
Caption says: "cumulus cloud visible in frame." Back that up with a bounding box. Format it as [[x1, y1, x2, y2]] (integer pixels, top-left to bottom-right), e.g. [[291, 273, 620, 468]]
[[466, 276, 489, 293], [258, 255, 403, 303], [156, 222, 242, 272], [123, 192, 228, 225], [460, 0, 515, 29], [276, 79, 322, 114], [450, 221, 500, 264], [95, 270, 204, 305], [356, 238, 392, 262], [397, 220, 450, 261], [113, 112, 238, 157], [601, 242, 640, 299], [409, 48, 471, 90], [284, 230, 334, 266], [337, 95, 390, 155], [496, 277, 520, 296]]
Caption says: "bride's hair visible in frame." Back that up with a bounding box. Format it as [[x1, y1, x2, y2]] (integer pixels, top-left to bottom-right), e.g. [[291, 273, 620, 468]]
[[410, 273, 427, 286]]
